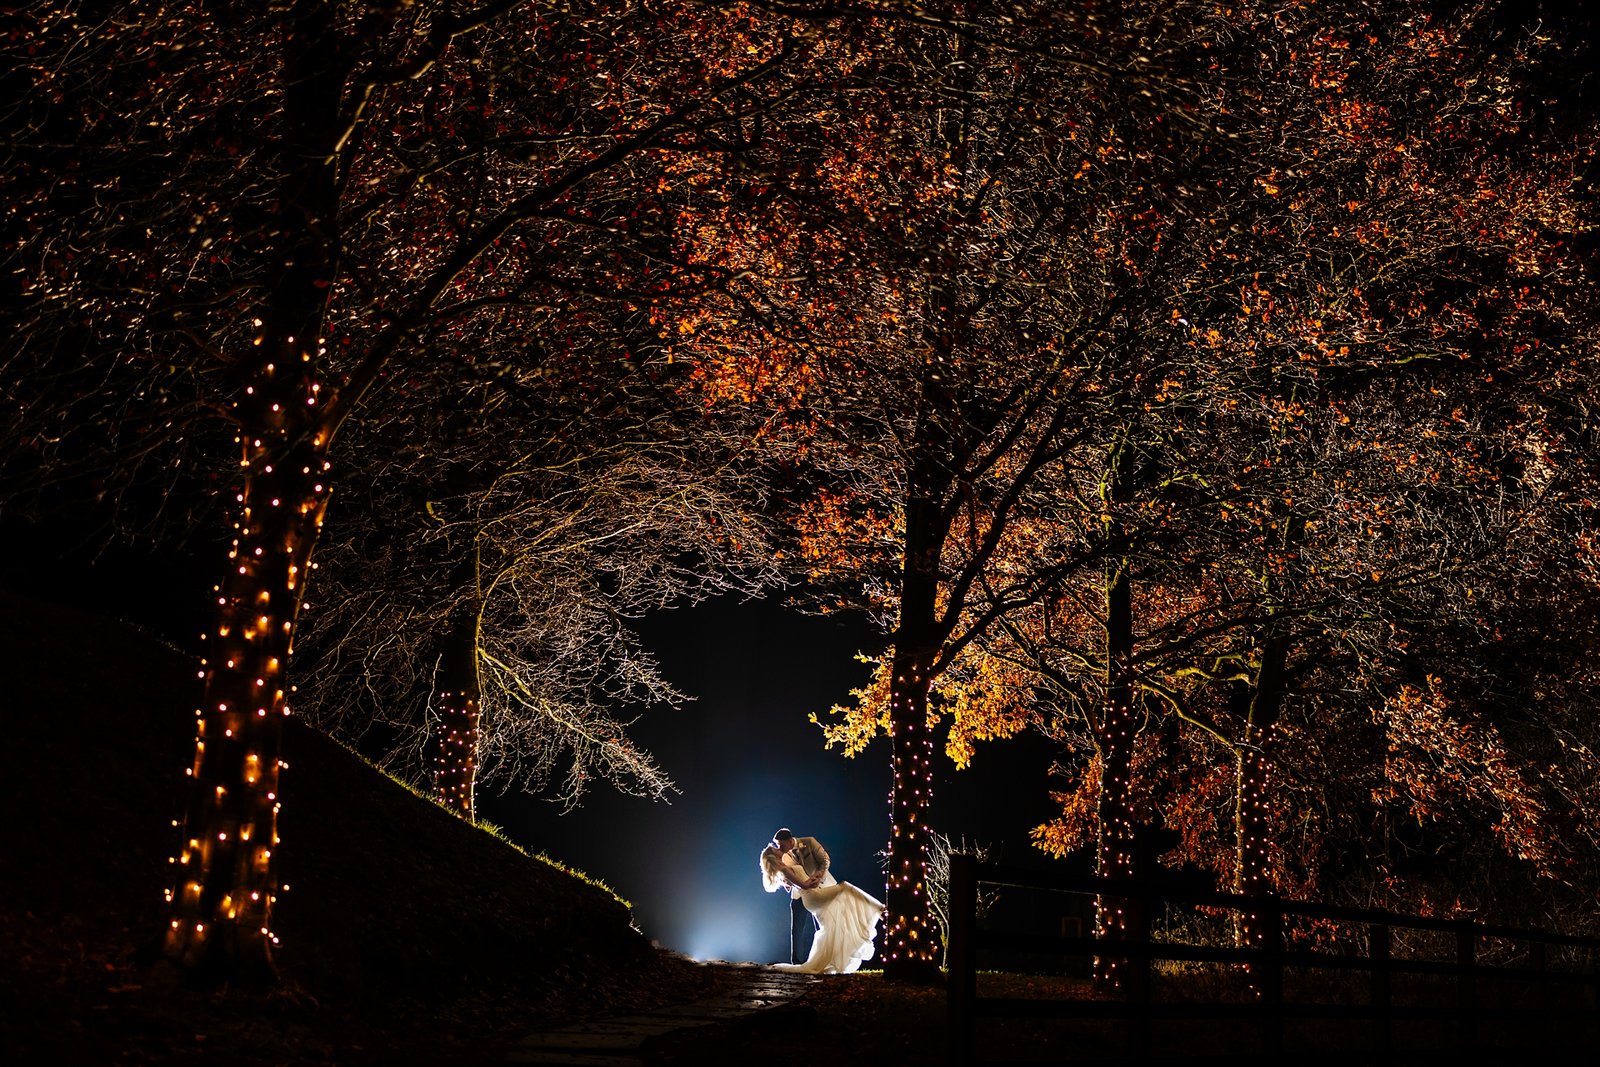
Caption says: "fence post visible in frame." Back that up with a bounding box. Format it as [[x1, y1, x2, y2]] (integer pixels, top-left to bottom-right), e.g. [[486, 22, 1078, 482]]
[[1124, 887, 1151, 1060], [948, 853, 977, 1065], [1530, 939, 1548, 1033], [1370, 922, 1392, 1056], [1457, 925, 1477, 1049], [1259, 898, 1284, 1055], [1591, 943, 1600, 1049]]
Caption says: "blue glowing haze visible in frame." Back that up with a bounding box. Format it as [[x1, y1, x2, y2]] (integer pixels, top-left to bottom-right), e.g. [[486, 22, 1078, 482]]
[[482, 597, 1059, 965]]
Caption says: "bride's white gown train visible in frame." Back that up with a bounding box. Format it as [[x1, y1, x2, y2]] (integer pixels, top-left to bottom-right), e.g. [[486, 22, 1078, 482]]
[[773, 871, 885, 974]]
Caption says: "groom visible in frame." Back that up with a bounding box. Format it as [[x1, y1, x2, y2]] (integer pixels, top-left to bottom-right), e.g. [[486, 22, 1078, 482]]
[[770, 827, 830, 964]]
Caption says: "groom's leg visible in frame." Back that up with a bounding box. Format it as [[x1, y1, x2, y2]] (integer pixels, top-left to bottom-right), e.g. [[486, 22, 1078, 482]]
[[790, 895, 808, 963]]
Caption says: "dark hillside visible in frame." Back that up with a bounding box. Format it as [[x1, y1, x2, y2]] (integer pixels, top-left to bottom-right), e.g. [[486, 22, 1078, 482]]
[[0, 589, 724, 1065]]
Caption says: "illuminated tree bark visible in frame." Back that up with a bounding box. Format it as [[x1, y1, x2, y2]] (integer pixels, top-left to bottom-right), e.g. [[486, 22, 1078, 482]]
[[431, 610, 482, 820], [166, 395, 332, 980], [880, 469, 956, 981], [1092, 566, 1139, 986], [1231, 632, 1286, 987], [1092, 445, 1142, 991], [293, 414, 780, 808]]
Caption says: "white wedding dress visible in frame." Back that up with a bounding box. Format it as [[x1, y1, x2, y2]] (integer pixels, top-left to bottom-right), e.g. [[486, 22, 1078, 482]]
[[773, 859, 885, 974]]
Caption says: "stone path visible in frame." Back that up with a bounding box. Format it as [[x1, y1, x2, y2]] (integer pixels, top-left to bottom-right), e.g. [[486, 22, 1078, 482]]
[[505, 964, 818, 1064]]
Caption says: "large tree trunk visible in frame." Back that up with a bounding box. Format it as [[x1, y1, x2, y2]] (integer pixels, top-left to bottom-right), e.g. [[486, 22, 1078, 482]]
[[1093, 447, 1141, 992], [875, 12, 976, 986], [163, 0, 342, 985], [163, 363, 334, 983], [882, 642, 941, 981], [431, 608, 482, 820], [1093, 550, 1140, 991], [879, 36, 966, 980], [880, 479, 952, 983], [1234, 634, 1288, 954]]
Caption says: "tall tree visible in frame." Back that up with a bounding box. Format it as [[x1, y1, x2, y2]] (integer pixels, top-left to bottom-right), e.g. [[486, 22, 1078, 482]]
[[4, 0, 819, 983]]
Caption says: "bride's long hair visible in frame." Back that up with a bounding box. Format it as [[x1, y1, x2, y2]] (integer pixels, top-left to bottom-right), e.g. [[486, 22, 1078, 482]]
[[759, 843, 786, 894]]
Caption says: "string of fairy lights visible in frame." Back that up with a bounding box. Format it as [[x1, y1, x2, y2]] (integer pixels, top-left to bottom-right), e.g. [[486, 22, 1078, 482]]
[[883, 660, 939, 971], [1093, 679, 1138, 990], [1236, 722, 1278, 956], [164, 325, 330, 968], [432, 689, 481, 820]]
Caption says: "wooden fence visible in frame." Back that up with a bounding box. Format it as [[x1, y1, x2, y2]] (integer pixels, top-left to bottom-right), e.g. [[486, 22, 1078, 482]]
[[947, 855, 1600, 1062]]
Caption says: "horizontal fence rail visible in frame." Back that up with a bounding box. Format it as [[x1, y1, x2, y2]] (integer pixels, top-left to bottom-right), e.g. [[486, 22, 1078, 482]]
[[946, 855, 1600, 1062]]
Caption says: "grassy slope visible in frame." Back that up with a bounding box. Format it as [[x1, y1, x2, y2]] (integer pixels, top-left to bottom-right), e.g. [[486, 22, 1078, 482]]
[[0, 590, 728, 1065]]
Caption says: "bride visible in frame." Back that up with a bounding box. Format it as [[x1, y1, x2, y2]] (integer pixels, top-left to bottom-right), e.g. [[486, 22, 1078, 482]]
[[760, 829, 885, 974]]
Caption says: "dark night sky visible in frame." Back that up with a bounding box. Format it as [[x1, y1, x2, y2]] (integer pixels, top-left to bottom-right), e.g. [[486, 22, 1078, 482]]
[[480, 596, 1066, 965]]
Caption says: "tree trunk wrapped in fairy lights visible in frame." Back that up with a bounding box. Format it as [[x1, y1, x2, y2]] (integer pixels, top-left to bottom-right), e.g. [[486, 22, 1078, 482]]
[[881, 650, 940, 977], [431, 611, 482, 820], [165, 330, 336, 981], [1232, 634, 1287, 989], [162, 0, 342, 981], [1093, 449, 1141, 991], [878, 478, 954, 982]]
